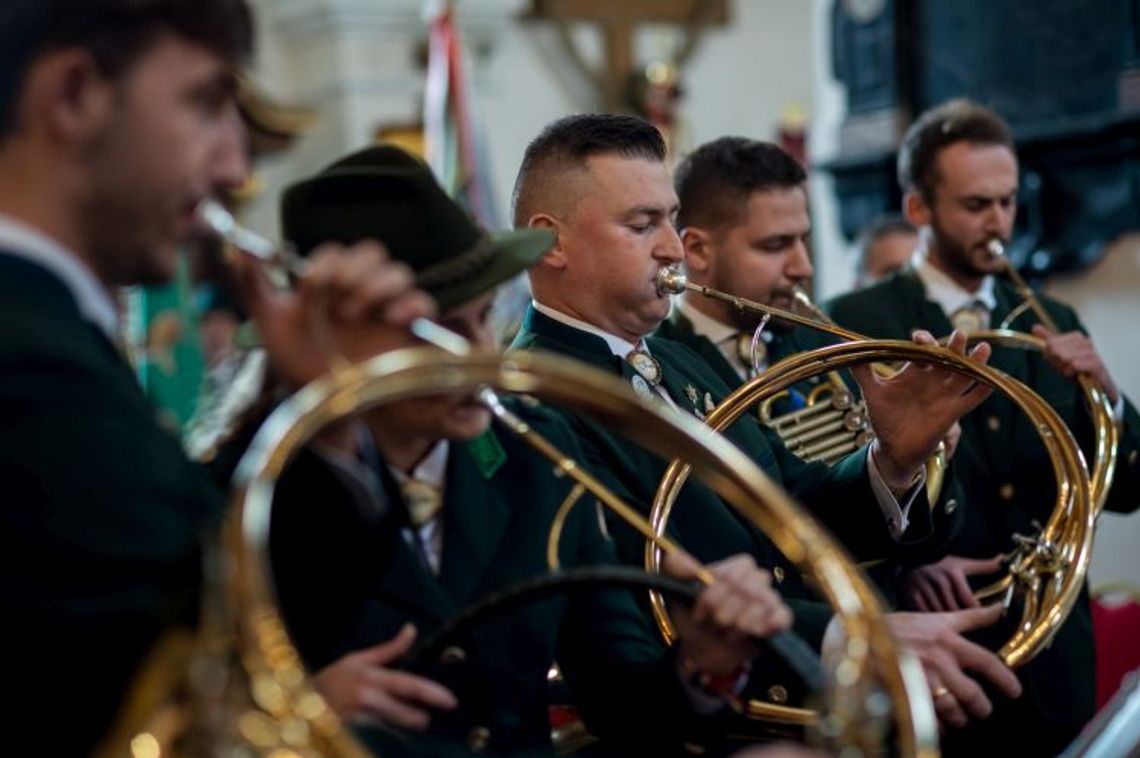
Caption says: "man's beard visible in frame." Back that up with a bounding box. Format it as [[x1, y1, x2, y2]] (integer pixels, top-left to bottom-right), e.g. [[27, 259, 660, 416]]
[[712, 268, 794, 334], [929, 219, 994, 281], [79, 109, 183, 288]]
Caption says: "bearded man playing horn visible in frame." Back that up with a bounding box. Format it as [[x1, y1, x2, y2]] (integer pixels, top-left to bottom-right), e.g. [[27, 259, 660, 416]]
[[657, 136, 965, 606], [826, 98, 1140, 757]]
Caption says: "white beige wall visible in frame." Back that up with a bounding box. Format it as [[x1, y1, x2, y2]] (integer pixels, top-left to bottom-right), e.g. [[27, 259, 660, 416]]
[[244, 0, 814, 238]]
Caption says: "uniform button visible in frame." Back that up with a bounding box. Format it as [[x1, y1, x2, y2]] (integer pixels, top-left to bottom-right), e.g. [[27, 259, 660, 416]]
[[439, 646, 467, 665], [999, 483, 1015, 501], [945, 498, 959, 515], [767, 684, 789, 704], [773, 567, 786, 584], [683, 743, 707, 755], [467, 726, 491, 752], [986, 415, 1001, 432], [1129, 449, 1138, 466]]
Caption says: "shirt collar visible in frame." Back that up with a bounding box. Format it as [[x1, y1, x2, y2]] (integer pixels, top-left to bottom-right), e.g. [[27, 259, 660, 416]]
[[389, 439, 450, 490], [0, 214, 119, 337], [914, 252, 998, 317], [678, 298, 737, 346], [531, 299, 643, 358]]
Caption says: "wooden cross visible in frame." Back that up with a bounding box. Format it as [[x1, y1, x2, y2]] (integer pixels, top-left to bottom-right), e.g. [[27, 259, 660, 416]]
[[523, 0, 728, 112]]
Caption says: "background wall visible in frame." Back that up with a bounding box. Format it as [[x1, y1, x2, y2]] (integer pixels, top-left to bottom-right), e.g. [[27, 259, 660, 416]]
[[244, 0, 1140, 590], [244, 0, 814, 238]]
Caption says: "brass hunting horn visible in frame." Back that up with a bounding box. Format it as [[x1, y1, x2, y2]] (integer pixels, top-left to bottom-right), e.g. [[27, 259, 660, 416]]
[[100, 207, 937, 758], [952, 238, 1118, 603], [223, 347, 939, 757], [651, 265, 1094, 723]]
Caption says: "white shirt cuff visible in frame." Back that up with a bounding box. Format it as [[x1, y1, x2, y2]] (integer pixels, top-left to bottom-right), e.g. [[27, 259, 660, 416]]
[[866, 446, 925, 540]]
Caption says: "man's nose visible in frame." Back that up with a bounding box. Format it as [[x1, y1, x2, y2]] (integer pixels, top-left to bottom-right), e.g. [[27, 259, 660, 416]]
[[786, 239, 814, 280], [211, 106, 250, 193], [655, 225, 684, 263], [983, 201, 1013, 236]]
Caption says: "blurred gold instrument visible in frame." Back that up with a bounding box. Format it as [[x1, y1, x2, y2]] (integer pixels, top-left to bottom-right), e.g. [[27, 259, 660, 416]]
[[103, 348, 940, 758]]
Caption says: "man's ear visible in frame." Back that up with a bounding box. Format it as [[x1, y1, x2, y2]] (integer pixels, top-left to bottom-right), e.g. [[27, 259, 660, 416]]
[[680, 226, 713, 274], [27, 48, 115, 146], [529, 214, 566, 269], [903, 190, 931, 230]]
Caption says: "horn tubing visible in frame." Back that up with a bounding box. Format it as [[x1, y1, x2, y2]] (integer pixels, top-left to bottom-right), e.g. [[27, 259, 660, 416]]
[[230, 348, 941, 758]]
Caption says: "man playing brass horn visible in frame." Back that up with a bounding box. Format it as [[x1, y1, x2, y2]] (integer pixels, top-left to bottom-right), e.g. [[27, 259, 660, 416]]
[[0, 1, 437, 754], [657, 137, 964, 604], [826, 98, 1140, 755], [270, 144, 802, 758], [509, 113, 1022, 730]]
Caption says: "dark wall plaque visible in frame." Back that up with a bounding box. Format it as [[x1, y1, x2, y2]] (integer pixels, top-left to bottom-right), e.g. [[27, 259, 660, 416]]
[[822, 0, 1140, 279]]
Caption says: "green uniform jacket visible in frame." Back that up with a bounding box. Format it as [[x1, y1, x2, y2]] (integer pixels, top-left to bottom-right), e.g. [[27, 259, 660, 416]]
[[655, 309, 967, 603], [270, 405, 736, 757], [510, 305, 938, 709], [827, 269, 1140, 755], [0, 254, 223, 755]]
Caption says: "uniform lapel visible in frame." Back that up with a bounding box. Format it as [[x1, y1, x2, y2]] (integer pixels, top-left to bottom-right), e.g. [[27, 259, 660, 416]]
[[437, 438, 512, 607], [898, 269, 956, 338], [511, 305, 626, 375]]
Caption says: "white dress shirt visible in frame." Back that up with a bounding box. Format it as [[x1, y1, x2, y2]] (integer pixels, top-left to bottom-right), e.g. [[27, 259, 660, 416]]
[[914, 254, 997, 328], [390, 440, 450, 576], [677, 299, 772, 381], [914, 253, 1125, 420]]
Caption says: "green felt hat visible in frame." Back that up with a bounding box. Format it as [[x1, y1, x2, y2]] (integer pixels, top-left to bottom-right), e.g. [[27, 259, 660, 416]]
[[281, 144, 552, 310]]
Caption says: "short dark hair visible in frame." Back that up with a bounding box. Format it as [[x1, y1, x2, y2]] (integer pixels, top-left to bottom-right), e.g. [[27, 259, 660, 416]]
[[856, 213, 916, 278], [511, 113, 666, 227], [897, 98, 1014, 202], [674, 137, 806, 231], [0, 0, 253, 138]]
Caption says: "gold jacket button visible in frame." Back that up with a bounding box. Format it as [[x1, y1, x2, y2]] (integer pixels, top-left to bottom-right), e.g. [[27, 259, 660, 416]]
[[986, 415, 1001, 432], [945, 498, 958, 515], [772, 567, 786, 584], [440, 646, 467, 665], [767, 684, 789, 704], [467, 726, 491, 752], [999, 483, 1015, 501]]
